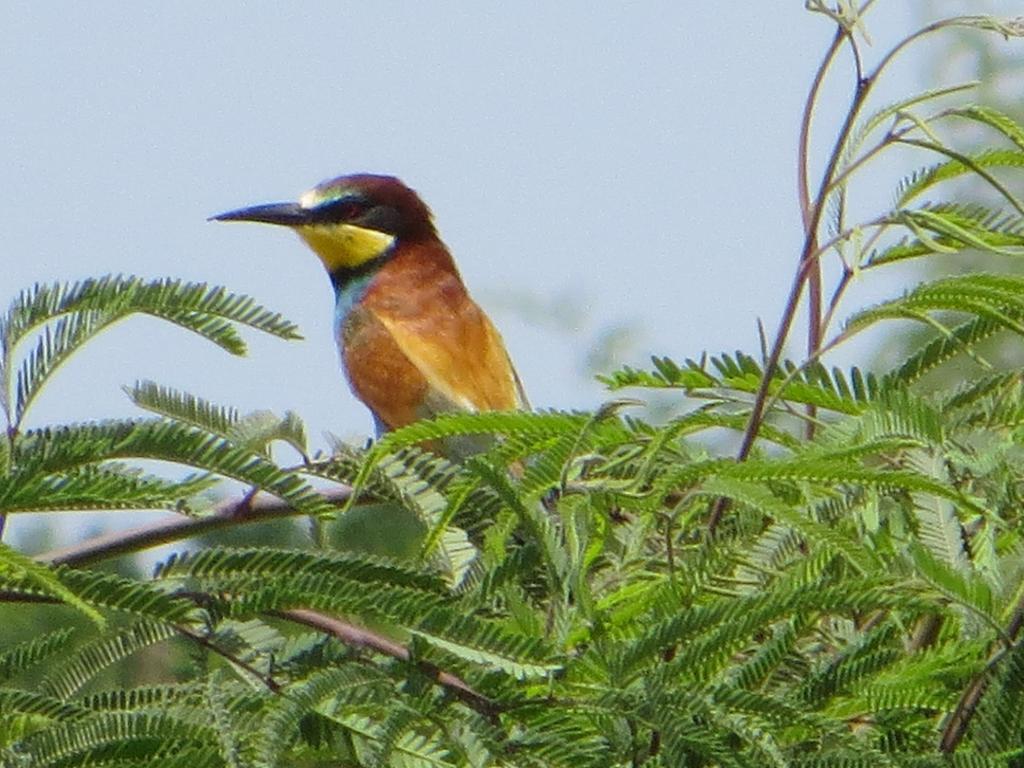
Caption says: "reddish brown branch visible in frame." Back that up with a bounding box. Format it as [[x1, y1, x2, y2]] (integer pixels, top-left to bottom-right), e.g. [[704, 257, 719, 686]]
[[708, 21, 876, 534], [24, 487, 500, 722], [272, 608, 501, 721], [939, 591, 1024, 752], [39, 488, 352, 568], [799, 27, 845, 385], [178, 624, 283, 693]]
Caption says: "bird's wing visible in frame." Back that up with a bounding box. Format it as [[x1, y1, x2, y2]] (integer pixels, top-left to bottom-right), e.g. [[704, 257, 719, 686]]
[[373, 308, 527, 420]]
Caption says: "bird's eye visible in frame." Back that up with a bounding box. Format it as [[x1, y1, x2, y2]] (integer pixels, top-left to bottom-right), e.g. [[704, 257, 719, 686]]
[[337, 201, 366, 219], [317, 197, 369, 222]]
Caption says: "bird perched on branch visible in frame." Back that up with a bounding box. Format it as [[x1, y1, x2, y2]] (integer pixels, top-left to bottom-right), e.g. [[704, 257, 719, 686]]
[[213, 173, 527, 453]]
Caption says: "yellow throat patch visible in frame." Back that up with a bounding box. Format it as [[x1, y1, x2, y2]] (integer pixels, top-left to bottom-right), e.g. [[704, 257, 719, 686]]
[[296, 223, 396, 272]]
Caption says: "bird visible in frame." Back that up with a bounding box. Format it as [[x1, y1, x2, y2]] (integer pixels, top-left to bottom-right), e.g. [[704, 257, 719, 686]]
[[212, 173, 527, 454]]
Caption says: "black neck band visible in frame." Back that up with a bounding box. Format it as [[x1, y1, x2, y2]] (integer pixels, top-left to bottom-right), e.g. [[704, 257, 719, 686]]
[[328, 253, 390, 294]]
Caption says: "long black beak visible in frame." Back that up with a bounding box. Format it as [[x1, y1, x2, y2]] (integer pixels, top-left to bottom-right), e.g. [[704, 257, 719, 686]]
[[209, 202, 311, 226]]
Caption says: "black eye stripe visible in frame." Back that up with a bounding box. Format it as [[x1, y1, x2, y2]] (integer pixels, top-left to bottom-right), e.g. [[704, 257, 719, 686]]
[[309, 196, 370, 224]]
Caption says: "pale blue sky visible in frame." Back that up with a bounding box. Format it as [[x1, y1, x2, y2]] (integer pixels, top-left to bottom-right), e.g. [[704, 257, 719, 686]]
[[0, 3, 1016, 475]]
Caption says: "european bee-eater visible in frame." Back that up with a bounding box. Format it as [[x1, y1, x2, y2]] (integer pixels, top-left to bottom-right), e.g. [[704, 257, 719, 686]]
[[213, 174, 527, 450]]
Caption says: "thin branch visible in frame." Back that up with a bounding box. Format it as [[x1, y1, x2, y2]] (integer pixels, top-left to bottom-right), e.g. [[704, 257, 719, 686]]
[[178, 624, 283, 693], [0, 587, 286, 694], [939, 585, 1024, 752], [825, 126, 906, 194], [708, 248, 830, 529], [710, 8, 1000, 533], [799, 26, 847, 441], [27, 484, 501, 723], [38, 487, 352, 568], [754, 322, 855, 425], [709, 14, 885, 533], [799, 27, 846, 233], [809, 218, 889, 266], [874, 18, 977, 89], [800, 0, 875, 365], [0, 589, 58, 603], [820, 267, 854, 339], [272, 607, 502, 722]]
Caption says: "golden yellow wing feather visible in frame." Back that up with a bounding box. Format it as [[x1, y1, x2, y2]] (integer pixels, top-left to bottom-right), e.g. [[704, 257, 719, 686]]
[[374, 310, 526, 415], [339, 242, 526, 434]]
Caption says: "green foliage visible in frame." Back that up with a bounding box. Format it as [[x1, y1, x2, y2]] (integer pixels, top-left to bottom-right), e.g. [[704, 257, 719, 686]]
[[5, 5, 1024, 767]]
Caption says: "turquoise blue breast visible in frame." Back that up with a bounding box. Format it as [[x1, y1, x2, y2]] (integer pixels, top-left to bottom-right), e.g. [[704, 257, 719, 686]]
[[331, 269, 389, 438], [332, 271, 376, 336]]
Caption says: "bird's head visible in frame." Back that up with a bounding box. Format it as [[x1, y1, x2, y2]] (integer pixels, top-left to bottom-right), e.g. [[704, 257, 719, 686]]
[[211, 173, 436, 274]]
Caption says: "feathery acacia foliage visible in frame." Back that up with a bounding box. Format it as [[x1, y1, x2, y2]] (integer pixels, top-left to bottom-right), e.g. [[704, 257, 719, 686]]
[[5, 4, 1024, 767]]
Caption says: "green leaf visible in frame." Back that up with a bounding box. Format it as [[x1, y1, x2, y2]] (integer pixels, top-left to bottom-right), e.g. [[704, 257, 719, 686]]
[[0, 628, 75, 683], [254, 666, 391, 768], [886, 315, 1003, 385], [410, 627, 559, 680], [0, 689, 87, 722], [47, 569, 204, 626], [950, 104, 1024, 151], [866, 205, 1024, 270], [227, 408, 308, 457], [41, 621, 179, 700], [12, 419, 333, 517], [126, 380, 240, 437], [697, 478, 881, 576], [0, 542, 104, 627], [1, 276, 301, 426], [602, 354, 879, 415], [842, 82, 980, 167], [155, 546, 444, 593], [10, 711, 221, 768], [14, 310, 116, 424], [899, 207, 1024, 256], [908, 543, 999, 636], [846, 274, 1024, 338], [0, 464, 215, 514], [897, 150, 1024, 206]]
